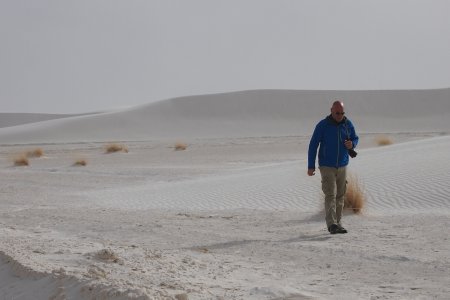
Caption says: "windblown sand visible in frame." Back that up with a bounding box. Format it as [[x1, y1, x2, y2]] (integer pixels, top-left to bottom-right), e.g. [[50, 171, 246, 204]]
[[1, 90, 449, 299]]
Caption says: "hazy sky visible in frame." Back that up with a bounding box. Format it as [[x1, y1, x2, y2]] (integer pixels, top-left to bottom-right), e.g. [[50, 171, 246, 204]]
[[1, 0, 450, 113]]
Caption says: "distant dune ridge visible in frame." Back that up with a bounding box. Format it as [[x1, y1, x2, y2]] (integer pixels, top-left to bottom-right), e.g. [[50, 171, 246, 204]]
[[0, 88, 449, 144], [0, 112, 95, 129]]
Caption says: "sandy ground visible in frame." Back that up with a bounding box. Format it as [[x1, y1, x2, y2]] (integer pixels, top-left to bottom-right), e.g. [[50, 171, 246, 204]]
[[1, 89, 450, 299], [1, 133, 449, 299]]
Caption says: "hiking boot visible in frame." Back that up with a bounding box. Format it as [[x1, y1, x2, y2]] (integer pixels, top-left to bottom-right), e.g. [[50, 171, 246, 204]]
[[336, 224, 348, 234], [328, 224, 338, 234], [328, 224, 347, 234]]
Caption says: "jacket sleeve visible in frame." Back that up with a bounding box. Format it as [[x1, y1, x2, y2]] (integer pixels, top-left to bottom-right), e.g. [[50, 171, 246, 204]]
[[347, 120, 359, 149], [308, 122, 323, 169]]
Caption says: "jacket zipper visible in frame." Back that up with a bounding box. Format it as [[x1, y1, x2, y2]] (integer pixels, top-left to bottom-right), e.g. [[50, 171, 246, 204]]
[[336, 126, 340, 167]]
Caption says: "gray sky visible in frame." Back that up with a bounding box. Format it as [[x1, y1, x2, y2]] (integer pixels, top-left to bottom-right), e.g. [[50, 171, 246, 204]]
[[1, 0, 450, 113]]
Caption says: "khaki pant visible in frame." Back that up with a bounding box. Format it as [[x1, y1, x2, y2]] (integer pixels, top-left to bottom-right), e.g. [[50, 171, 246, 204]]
[[319, 166, 347, 227]]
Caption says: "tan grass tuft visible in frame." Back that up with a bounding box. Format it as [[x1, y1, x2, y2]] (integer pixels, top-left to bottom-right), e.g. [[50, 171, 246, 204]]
[[174, 142, 187, 151], [375, 135, 393, 146], [73, 159, 87, 166], [105, 143, 129, 153], [96, 249, 119, 262], [87, 265, 107, 279], [175, 294, 189, 300], [26, 148, 44, 158], [14, 155, 30, 166], [344, 173, 365, 214]]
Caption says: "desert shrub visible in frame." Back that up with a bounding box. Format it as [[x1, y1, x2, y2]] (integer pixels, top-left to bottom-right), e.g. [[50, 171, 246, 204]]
[[87, 265, 107, 279], [73, 159, 87, 166], [14, 155, 29, 166], [96, 249, 119, 262], [105, 143, 128, 153], [175, 294, 189, 300], [344, 173, 365, 214], [174, 142, 187, 151], [26, 148, 44, 158], [375, 135, 393, 146]]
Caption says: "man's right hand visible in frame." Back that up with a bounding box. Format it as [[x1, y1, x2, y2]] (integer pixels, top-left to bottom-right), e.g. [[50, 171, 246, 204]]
[[307, 168, 315, 176]]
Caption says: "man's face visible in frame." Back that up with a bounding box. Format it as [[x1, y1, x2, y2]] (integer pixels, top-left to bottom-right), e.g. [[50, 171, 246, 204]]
[[331, 104, 345, 122]]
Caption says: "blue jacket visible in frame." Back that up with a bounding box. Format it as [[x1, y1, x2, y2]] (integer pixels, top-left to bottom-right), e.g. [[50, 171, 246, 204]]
[[308, 115, 359, 169]]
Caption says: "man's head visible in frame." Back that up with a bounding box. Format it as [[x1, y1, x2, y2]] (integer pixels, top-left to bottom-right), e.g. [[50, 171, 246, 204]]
[[331, 100, 345, 122]]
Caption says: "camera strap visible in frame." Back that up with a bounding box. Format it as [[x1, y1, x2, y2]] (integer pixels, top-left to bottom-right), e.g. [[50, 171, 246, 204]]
[[344, 120, 351, 140]]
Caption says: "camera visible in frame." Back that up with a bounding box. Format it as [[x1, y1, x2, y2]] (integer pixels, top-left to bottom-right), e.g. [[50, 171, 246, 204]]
[[345, 139, 357, 158], [348, 148, 357, 158]]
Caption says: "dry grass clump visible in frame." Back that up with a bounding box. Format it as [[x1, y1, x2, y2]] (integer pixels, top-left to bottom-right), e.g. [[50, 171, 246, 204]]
[[25, 148, 44, 158], [175, 294, 189, 300], [375, 135, 393, 146], [87, 265, 107, 279], [105, 143, 129, 153], [14, 155, 30, 166], [73, 159, 87, 166], [12, 148, 44, 166], [174, 142, 187, 151], [344, 173, 365, 214], [96, 249, 119, 263]]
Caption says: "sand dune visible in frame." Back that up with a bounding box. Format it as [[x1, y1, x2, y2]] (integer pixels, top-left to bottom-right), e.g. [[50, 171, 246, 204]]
[[68, 135, 450, 214], [0, 112, 99, 129], [1, 89, 450, 299], [1, 88, 449, 144]]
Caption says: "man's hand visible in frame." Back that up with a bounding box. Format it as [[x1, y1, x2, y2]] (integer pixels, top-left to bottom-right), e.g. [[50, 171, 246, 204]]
[[344, 140, 353, 149], [307, 168, 315, 176]]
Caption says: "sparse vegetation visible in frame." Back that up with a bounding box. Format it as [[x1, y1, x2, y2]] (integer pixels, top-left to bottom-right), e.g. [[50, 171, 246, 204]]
[[14, 155, 29, 166], [375, 135, 393, 146], [73, 159, 87, 166], [344, 173, 365, 214], [96, 248, 119, 263], [175, 294, 189, 300], [87, 265, 107, 279], [105, 143, 128, 153], [12, 148, 44, 166], [174, 142, 187, 151], [25, 148, 44, 158], [196, 247, 209, 253]]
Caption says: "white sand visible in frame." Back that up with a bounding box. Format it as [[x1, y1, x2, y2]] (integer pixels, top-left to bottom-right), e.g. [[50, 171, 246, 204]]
[[1, 89, 450, 299], [1, 88, 450, 144], [0, 113, 96, 129]]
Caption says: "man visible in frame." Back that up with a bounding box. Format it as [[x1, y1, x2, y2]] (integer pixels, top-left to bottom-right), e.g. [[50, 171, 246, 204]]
[[308, 100, 359, 234]]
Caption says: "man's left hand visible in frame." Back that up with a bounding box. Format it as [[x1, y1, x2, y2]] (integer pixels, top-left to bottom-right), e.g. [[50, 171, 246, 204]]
[[344, 140, 353, 149]]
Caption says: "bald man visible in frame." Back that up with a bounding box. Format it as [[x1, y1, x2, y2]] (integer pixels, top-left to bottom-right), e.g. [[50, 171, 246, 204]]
[[308, 100, 359, 234]]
